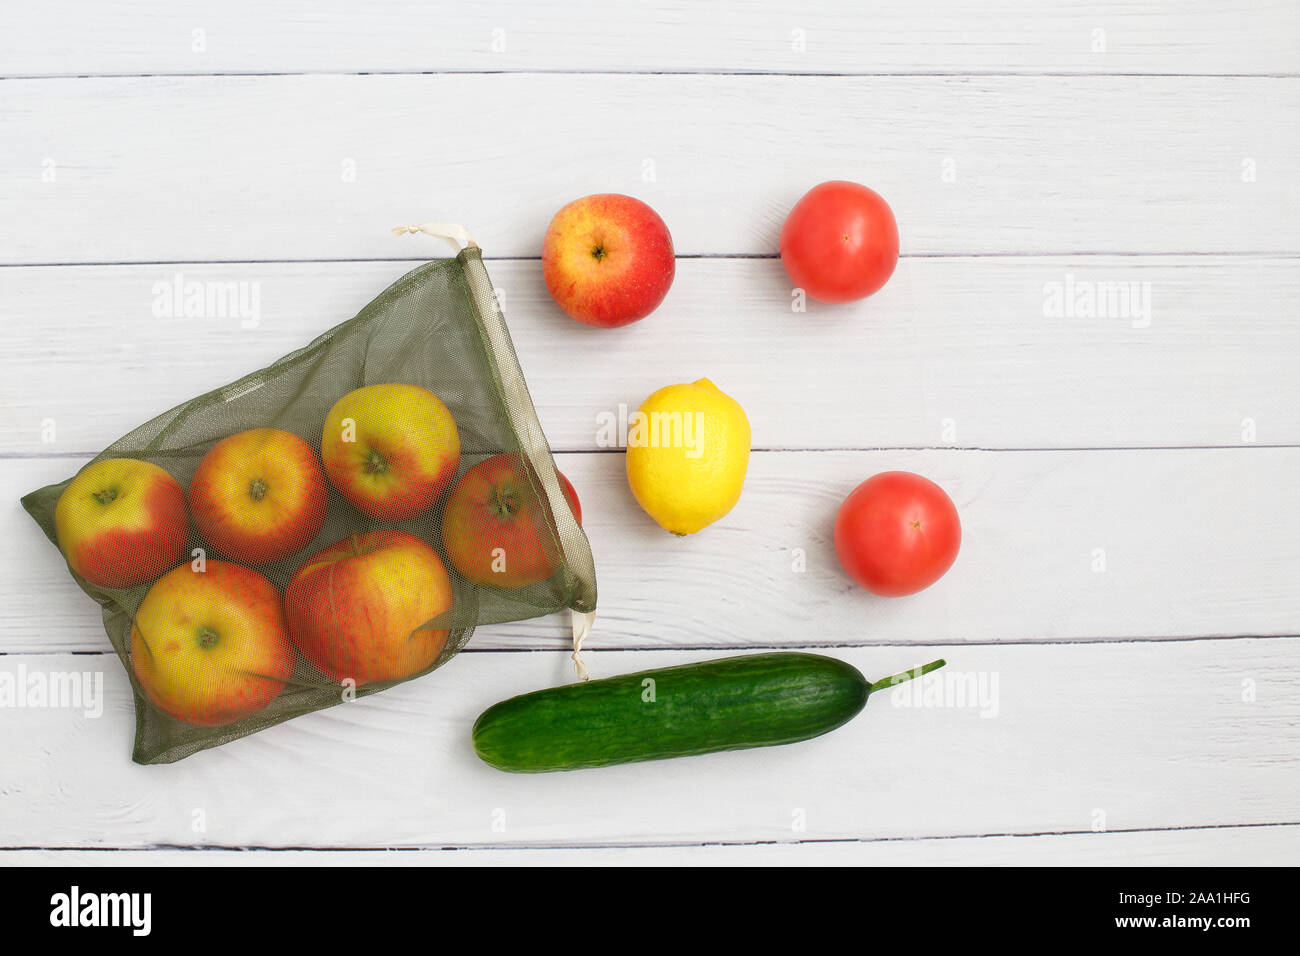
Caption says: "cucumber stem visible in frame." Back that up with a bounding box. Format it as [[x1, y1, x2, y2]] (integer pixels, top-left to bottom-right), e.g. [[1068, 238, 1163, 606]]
[[868, 659, 946, 694]]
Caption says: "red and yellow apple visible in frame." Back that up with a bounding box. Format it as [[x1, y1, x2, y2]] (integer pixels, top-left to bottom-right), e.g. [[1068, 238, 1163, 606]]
[[285, 529, 453, 685], [558, 471, 582, 525], [441, 453, 582, 589], [189, 428, 327, 565], [54, 458, 189, 589], [321, 384, 460, 521], [130, 560, 295, 726], [542, 193, 675, 328]]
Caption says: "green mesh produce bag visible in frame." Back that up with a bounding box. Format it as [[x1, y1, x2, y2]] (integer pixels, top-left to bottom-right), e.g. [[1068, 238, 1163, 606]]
[[20, 224, 596, 764]]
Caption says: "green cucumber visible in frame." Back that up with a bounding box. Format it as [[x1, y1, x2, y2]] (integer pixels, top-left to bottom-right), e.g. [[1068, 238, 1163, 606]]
[[471, 652, 945, 773]]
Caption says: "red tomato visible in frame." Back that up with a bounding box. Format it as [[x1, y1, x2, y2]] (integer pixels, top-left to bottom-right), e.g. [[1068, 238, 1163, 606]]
[[779, 181, 899, 304], [833, 472, 960, 596]]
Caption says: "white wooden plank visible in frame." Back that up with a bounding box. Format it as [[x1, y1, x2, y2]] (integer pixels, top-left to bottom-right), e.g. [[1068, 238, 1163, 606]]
[[5, 824, 1297, 865], [8, 446, 1300, 654], [0, 641, 1295, 847], [2, 75, 1295, 262], [3, 257, 1296, 457], [4, 1, 1298, 77]]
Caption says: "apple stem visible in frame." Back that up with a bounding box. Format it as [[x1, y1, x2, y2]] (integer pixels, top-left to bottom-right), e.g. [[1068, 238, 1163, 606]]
[[490, 486, 520, 519], [349, 532, 362, 557]]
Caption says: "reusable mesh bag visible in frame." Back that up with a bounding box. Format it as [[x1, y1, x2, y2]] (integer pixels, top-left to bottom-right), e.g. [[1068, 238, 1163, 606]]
[[20, 224, 597, 764]]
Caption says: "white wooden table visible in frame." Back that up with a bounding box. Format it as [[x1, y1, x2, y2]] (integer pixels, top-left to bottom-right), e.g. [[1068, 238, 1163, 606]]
[[2, 1, 1297, 866]]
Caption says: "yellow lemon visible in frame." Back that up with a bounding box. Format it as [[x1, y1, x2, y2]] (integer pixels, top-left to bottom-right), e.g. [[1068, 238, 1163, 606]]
[[626, 378, 750, 535]]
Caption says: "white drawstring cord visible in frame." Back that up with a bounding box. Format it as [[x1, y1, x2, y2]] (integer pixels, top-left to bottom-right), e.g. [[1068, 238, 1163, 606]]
[[571, 610, 595, 681], [391, 221, 478, 252]]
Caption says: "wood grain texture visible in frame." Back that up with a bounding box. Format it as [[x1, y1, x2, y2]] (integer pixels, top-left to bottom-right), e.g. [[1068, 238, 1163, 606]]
[[2, 75, 1295, 263], [8, 447, 1300, 655], [5, 824, 1297, 865], [2, 257, 1297, 456], [0, 641, 1295, 849], [4, 1, 1298, 77]]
